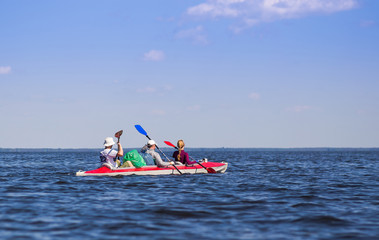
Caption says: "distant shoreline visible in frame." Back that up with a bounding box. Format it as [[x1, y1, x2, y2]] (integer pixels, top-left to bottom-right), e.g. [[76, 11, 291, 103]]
[[1, 147, 379, 152]]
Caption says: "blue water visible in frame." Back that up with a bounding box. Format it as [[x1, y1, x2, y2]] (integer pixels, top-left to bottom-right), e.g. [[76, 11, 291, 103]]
[[1, 149, 378, 239]]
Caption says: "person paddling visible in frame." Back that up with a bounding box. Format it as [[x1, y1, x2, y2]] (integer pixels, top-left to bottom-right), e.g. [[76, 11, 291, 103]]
[[173, 140, 197, 166], [141, 140, 174, 167], [100, 137, 124, 167]]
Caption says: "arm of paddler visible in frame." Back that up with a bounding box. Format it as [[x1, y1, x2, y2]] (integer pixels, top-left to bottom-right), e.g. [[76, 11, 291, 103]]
[[117, 142, 123, 157], [153, 152, 173, 167], [184, 152, 197, 165]]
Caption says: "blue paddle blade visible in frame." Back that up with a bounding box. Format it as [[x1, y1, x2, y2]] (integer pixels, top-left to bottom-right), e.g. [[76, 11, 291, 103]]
[[135, 125, 147, 136]]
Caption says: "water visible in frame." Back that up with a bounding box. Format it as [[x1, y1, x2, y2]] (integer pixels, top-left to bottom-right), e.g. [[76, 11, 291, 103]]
[[1, 149, 378, 239]]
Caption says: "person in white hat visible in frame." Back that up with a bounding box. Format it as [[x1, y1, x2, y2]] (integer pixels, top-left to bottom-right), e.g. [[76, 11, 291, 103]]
[[100, 137, 124, 167], [140, 139, 174, 167]]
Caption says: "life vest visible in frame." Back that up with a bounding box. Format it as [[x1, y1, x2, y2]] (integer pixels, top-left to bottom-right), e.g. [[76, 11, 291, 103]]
[[140, 152, 156, 165]]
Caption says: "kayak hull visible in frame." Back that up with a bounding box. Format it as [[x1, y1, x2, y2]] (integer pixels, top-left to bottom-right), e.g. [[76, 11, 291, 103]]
[[76, 161, 228, 176]]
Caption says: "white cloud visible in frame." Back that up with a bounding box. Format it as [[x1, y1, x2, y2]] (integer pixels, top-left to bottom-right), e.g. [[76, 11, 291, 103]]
[[143, 50, 165, 61], [286, 105, 312, 112], [175, 26, 208, 45], [261, 0, 357, 19], [186, 105, 201, 111], [187, 0, 245, 18], [136, 85, 173, 95], [163, 85, 174, 91], [187, 0, 358, 29], [360, 20, 375, 28], [136, 87, 157, 93], [0, 66, 11, 74], [248, 92, 261, 100], [151, 109, 166, 116]]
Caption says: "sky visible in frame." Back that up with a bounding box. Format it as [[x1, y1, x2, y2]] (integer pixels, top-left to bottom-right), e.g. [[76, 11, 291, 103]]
[[1, 0, 379, 148]]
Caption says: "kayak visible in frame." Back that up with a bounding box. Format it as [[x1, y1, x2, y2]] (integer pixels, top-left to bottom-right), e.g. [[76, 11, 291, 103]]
[[76, 161, 228, 176]]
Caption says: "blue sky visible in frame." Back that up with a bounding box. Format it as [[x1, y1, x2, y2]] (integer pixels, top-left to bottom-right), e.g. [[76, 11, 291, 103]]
[[1, 0, 378, 148]]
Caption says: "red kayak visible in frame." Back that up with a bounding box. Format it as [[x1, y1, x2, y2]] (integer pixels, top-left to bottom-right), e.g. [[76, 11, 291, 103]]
[[76, 161, 228, 176]]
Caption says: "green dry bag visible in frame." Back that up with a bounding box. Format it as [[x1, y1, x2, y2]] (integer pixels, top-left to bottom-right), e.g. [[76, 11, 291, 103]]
[[123, 149, 146, 168]]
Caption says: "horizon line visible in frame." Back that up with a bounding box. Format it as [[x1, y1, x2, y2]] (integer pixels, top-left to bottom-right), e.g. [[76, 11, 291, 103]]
[[1, 147, 378, 151]]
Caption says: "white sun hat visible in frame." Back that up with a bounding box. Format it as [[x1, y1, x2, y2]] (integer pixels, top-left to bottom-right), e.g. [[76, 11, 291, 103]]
[[104, 137, 115, 147], [147, 140, 156, 146]]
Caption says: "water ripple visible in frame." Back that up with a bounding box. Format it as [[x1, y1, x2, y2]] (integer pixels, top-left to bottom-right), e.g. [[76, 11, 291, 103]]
[[0, 150, 378, 239]]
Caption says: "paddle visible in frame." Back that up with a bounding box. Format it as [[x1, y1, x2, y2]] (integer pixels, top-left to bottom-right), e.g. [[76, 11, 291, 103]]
[[115, 130, 123, 142], [164, 141, 216, 173], [134, 125, 182, 175], [114, 130, 123, 166]]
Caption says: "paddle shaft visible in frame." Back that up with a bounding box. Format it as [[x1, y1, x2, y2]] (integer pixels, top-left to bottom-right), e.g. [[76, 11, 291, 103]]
[[135, 126, 182, 175], [114, 130, 123, 163], [116, 137, 120, 160]]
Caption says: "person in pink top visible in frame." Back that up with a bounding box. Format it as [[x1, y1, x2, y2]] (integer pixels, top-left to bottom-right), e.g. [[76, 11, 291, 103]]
[[172, 140, 197, 166]]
